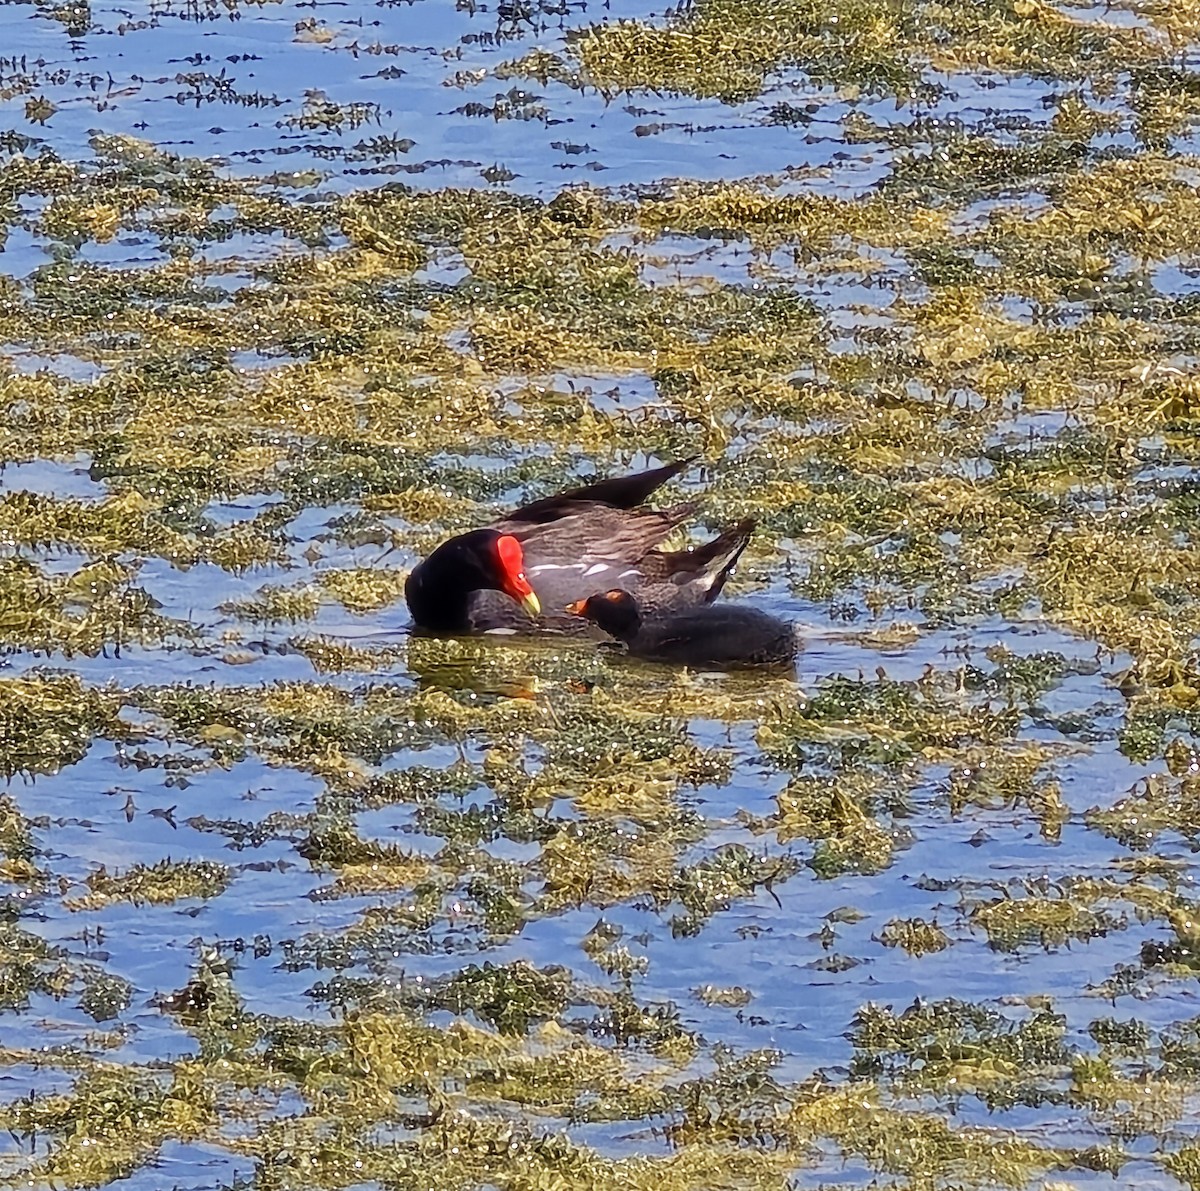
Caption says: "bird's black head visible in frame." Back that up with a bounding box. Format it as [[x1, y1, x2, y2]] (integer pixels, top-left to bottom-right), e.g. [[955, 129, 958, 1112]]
[[406, 529, 540, 632], [565, 588, 642, 641]]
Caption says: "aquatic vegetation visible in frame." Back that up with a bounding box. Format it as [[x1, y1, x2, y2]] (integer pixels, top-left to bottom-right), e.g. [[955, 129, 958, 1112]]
[[7, 0, 1200, 1187], [0, 557, 185, 657], [772, 772, 898, 876], [0, 794, 39, 887], [970, 887, 1123, 953], [1087, 772, 1200, 851], [65, 858, 232, 910], [0, 674, 124, 778], [315, 565, 408, 612], [878, 916, 950, 955]]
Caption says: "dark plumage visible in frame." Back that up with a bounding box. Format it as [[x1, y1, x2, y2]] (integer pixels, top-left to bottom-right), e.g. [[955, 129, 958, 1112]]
[[405, 459, 754, 635], [567, 589, 798, 668]]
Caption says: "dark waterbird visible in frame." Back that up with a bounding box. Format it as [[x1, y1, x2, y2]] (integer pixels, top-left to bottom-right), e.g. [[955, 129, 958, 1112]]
[[566, 588, 799, 669], [404, 459, 754, 635]]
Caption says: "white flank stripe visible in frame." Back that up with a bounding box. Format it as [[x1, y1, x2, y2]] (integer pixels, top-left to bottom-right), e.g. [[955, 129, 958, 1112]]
[[529, 562, 579, 576]]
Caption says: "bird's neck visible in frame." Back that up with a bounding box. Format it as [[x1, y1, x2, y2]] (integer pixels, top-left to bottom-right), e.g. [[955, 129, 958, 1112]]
[[609, 608, 642, 642], [405, 554, 474, 633]]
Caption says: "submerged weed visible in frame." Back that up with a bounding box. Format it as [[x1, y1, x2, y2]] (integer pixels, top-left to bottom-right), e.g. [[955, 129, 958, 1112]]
[[0, 674, 123, 777], [66, 858, 232, 910]]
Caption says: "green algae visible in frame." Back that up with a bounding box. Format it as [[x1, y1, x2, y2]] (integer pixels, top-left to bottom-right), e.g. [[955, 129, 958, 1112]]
[[671, 844, 798, 936], [772, 772, 898, 877], [0, 793, 38, 875], [224, 582, 322, 625], [0, 1062, 214, 1188], [0, 556, 184, 656], [0, 673, 124, 778], [7, 0, 1200, 1188], [1088, 771, 1200, 850], [878, 916, 950, 956], [0, 917, 136, 1025], [65, 858, 232, 911], [970, 888, 1123, 953], [0, 924, 70, 1011]]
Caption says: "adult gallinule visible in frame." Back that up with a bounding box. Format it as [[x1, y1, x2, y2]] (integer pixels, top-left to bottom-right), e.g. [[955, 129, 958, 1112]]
[[566, 589, 798, 668], [405, 459, 754, 635]]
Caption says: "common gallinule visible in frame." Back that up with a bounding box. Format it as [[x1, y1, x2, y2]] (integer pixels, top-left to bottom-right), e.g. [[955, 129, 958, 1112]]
[[405, 459, 754, 635], [566, 589, 798, 668]]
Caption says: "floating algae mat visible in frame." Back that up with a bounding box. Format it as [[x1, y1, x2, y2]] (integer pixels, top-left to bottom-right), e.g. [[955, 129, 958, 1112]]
[[5, 0, 1200, 1187]]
